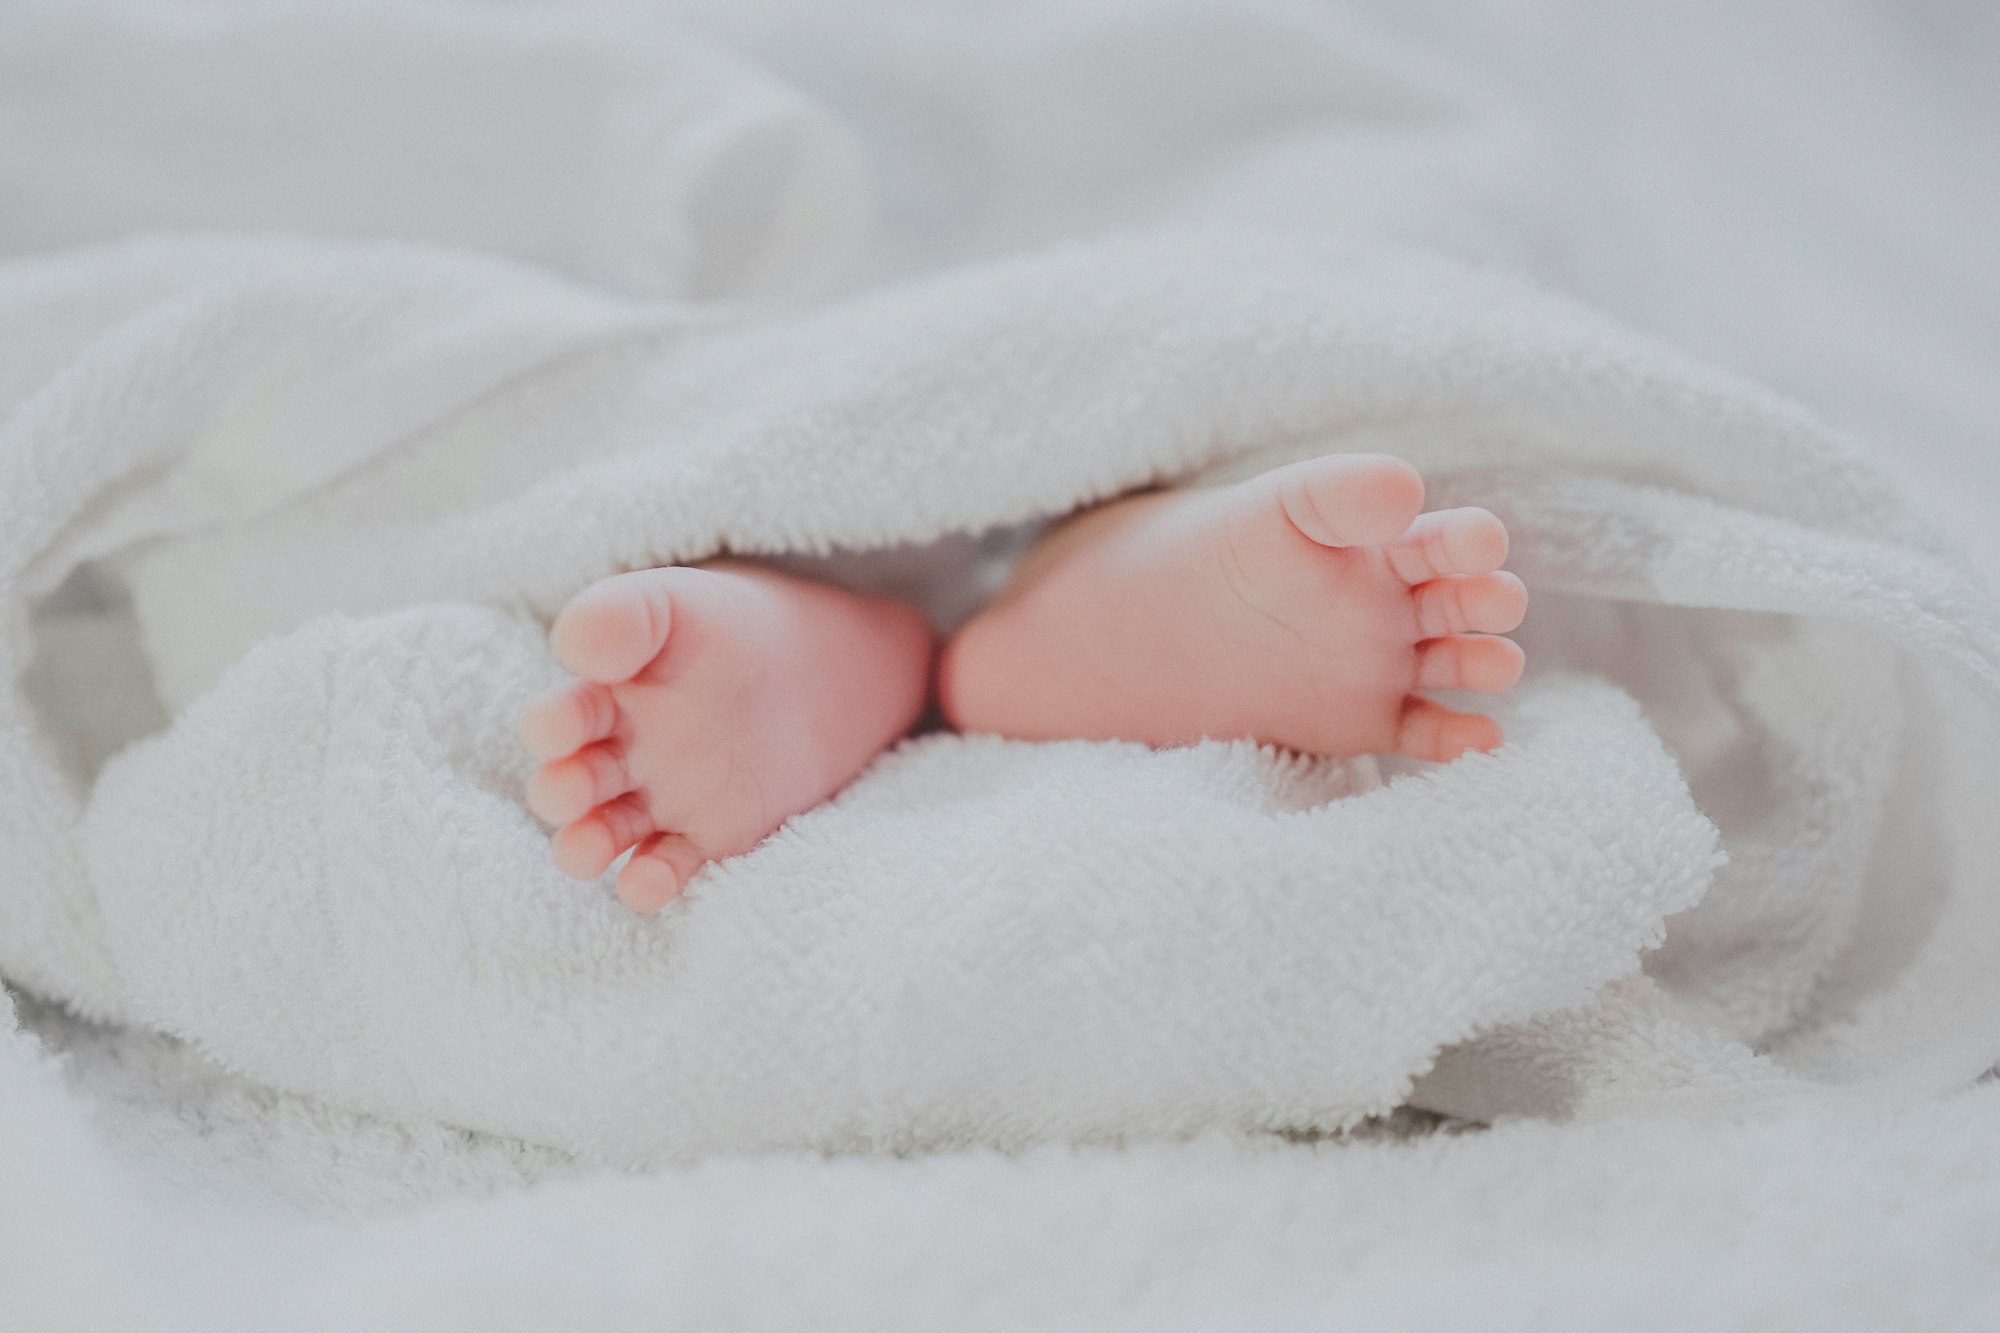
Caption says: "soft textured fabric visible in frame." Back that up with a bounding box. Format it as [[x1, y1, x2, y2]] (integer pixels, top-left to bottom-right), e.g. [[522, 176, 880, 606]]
[[3, 0, 1999, 1326], [11, 980, 2000, 1333]]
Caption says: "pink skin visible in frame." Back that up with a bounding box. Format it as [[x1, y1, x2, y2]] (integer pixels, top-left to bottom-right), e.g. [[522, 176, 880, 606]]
[[520, 563, 934, 912], [938, 453, 1525, 759], [523, 455, 1524, 911]]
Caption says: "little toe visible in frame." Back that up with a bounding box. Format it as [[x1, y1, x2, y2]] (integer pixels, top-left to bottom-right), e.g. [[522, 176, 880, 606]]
[[1412, 571, 1528, 638], [1271, 453, 1427, 549], [1415, 635, 1526, 694], [616, 833, 711, 913], [551, 793, 656, 880], [520, 682, 621, 761], [1385, 508, 1509, 584], [551, 570, 676, 684], [527, 741, 633, 827], [1395, 697, 1503, 763]]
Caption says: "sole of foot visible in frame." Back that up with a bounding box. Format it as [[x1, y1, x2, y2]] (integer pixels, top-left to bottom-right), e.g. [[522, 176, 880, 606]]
[[937, 453, 1526, 762], [521, 562, 934, 912]]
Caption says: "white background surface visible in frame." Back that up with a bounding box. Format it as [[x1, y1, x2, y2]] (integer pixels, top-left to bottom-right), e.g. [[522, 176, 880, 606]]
[[3, 2, 1998, 1328], [1543, 0, 1999, 576]]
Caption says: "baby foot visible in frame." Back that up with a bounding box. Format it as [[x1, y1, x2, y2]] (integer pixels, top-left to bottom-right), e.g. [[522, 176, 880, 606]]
[[521, 562, 933, 912], [937, 454, 1526, 761]]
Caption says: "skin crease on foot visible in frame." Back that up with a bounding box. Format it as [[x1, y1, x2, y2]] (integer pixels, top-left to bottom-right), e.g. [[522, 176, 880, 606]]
[[523, 454, 1525, 912]]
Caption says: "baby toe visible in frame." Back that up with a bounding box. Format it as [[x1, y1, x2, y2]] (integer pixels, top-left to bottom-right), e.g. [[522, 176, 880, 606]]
[[1415, 634, 1525, 694], [526, 741, 633, 826], [519, 682, 620, 761], [1386, 508, 1509, 584], [1412, 571, 1527, 638], [616, 833, 710, 913], [551, 793, 656, 880], [1395, 697, 1504, 763], [1273, 453, 1427, 548], [551, 570, 676, 684]]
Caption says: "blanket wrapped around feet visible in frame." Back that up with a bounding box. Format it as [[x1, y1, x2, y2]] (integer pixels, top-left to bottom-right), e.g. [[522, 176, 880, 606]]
[[4, 0, 2000, 1180]]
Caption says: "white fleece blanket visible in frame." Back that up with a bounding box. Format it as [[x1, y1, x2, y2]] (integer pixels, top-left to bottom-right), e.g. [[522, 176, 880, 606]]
[[4, 0, 2000, 1325]]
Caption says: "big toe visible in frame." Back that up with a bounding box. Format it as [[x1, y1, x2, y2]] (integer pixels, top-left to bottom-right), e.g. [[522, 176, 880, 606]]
[[552, 571, 675, 683], [1274, 453, 1427, 549]]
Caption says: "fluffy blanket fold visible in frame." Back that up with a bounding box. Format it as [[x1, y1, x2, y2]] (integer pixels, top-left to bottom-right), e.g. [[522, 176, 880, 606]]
[[3, 0, 2000, 1323], [6, 0, 2000, 1164]]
